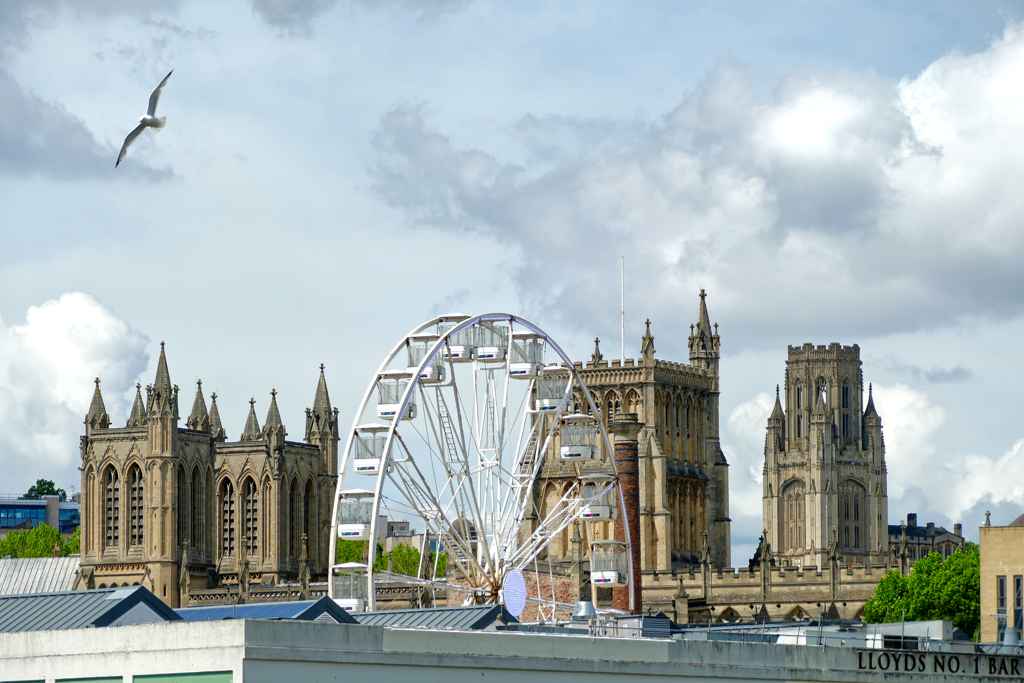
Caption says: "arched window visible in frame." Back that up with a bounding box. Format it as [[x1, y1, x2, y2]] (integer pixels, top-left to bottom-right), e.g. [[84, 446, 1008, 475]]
[[191, 466, 204, 550], [242, 478, 258, 555], [303, 479, 315, 557], [104, 466, 120, 549], [129, 465, 144, 547], [842, 383, 850, 409], [261, 478, 272, 557], [779, 480, 805, 552], [796, 386, 802, 410], [220, 480, 235, 557], [289, 478, 300, 558], [176, 464, 187, 548]]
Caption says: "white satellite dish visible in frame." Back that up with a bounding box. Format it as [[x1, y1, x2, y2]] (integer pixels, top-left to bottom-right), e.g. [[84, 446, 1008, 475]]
[[502, 568, 527, 618]]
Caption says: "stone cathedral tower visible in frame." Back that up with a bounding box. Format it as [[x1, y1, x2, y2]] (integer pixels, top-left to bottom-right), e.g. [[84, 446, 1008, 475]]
[[762, 343, 887, 568]]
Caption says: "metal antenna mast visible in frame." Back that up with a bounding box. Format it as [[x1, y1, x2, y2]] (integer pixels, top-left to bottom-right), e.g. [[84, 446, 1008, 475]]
[[621, 256, 625, 363]]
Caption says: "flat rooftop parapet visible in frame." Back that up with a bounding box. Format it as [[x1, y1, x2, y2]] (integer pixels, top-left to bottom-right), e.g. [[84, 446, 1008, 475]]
[[1, 617, 1021, 682]]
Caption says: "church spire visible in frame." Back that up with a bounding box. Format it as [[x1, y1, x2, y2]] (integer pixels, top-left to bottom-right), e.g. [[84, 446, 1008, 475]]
[[812, 385, 829, 416], [240, 398, 261, 441], [264, 389, 286, 449], [85, 378, 110, 431], [864, 383, 878, 418], [209, 392, 226, 440], [312, 364, 331, 415], [264, 389, 284, 430], [641, 319, 656, 360], [126, 383, 146, 427], [187, 380, 209, 431], [770, 385, 785, 420], [154, 341, 171, 392]]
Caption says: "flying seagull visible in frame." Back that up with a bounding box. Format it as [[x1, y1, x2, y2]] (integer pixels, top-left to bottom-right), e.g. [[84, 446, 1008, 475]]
[[116, 70, 173, 168]]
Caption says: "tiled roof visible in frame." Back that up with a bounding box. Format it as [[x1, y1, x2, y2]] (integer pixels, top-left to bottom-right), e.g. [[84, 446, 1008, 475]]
[[355, 604, 506, 630], [0, 586, 180, 633], [0, 557, 80, 596]]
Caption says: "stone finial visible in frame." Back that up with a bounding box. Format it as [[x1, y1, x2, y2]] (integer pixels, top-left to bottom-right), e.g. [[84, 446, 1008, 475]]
[[985, 510, 991, 527], [591, 337, 603, 364], [700, 288, 706, 300], [320, 363, 325, 372]]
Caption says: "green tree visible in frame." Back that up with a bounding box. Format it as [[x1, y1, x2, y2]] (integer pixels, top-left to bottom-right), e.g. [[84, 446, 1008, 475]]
[[334, 539, 447, 578], [0, 523, 78, 558], [863, 543, 980, 638], [23, 479, 67, 501]]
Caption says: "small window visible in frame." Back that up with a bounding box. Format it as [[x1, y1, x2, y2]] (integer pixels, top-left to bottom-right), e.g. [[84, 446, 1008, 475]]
[[998, 576, 1007, 611], [796, 387, 803, 410], [854, 526, 860, 548]]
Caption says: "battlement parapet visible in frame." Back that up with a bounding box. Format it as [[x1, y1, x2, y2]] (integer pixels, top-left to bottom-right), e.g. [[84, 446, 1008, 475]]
[[787, 342, 861, 361]]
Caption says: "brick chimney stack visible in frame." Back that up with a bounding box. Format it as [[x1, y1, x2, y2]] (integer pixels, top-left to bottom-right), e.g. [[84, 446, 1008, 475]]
[[609, 413, 643, 614]]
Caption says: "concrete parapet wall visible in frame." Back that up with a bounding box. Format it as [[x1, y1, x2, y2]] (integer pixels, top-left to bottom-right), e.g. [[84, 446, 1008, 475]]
[[1, 618, 1017, 683]]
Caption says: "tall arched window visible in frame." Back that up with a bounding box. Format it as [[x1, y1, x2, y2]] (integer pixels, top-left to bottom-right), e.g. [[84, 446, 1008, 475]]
[[191, 465, 204, 550], [779, 480, 805, 552], [104, 466, 120, 549], [220, 479, 235, 557], [304, 479, 315, 560], [242, 478, 258, 556], [290, 478, 300, 558], [261, 477, 272, 558], [129, 465, 144, 547], [176, 464, 187, 548]]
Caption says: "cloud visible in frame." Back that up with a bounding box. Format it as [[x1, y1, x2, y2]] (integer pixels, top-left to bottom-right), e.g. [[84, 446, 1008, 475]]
[[878, 357, 974, 384], [251, 0, 473, 36], [368, 24, 1024, 347], [0, 293, 149, 495]]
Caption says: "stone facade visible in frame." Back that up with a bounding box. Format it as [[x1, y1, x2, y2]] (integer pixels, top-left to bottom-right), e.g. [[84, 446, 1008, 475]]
[[980, 511, 1024, 642], [75, 344, 338, 607], [762, 343, 888, 569], [887, 513, 963, 566]]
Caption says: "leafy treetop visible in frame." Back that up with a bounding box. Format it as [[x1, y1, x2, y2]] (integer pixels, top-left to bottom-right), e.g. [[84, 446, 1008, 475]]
[[23, 479, 67, 501], [863, 542, 980, 639]]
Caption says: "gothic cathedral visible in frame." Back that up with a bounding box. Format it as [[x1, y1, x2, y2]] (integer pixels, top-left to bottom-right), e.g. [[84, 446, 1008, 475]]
[[534, 291, 731, 582], [762, 343, 888, 568], [76, 344, 339, 606]]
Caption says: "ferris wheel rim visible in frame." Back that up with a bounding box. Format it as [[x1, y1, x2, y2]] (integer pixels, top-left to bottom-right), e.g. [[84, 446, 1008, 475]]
[[328, 313, 636, 613]]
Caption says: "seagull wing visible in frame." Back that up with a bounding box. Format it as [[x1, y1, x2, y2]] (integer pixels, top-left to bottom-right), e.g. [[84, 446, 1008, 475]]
[[147, 69, 173, 116], [116, 123, 147, 167]]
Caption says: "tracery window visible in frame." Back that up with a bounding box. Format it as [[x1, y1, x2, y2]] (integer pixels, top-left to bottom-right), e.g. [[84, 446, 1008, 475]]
[[104, 467, 120, 549], [129, 465, 144, 547], [176, 464, 187, 547], [242, 478, 258, 555], [290, 478, 300, 557], [220, 480, 235, 557], [191, 466, 204, 549], [780, 480, 805, 552]]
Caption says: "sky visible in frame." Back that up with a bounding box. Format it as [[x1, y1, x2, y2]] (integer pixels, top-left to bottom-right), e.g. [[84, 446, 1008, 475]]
[[3, 0, 1024, 565]]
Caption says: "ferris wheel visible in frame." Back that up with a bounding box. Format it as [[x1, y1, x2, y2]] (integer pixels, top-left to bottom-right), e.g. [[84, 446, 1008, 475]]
[[327, 313, 635, 616]]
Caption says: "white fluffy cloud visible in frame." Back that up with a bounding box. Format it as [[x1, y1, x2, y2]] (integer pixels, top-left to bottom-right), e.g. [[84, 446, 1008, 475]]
[[0, 293, 148, 494], [369, 24, 1024, 346]]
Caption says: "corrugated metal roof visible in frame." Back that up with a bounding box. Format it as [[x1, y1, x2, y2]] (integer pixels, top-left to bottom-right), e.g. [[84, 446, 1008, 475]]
[[0, 586, 180, 633], [355, 604, 504, 630], [0, 556, 80, 595], [176, 596, 356, 624]]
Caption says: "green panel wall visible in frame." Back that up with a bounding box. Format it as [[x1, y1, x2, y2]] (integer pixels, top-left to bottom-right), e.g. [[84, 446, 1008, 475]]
[[57, 678, 122, 683], [135, 673, 232, 683]]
